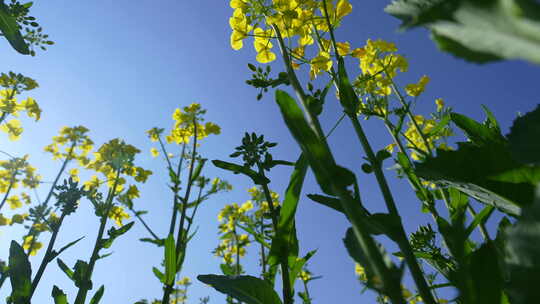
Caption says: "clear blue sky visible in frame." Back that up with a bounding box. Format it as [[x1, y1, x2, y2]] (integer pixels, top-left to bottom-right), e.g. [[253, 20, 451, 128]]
[[1, 1, 538, 303]]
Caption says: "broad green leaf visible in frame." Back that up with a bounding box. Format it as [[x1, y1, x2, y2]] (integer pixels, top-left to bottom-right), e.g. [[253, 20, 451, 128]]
[[197, 274, 282, 304], [51, 285, 68, 304], [274, 89, 354, 196], [50, 236, 85, 261], [8, 241, 31, 304], [212, 160, 270, 185], [100, 221, 134, 249], [164, 234, 176, 285], [267, 155, 308, 284], [384, 0, 458, 29], [57, 258, 74, 280], [505, 187, 540, 303], [0, 2, 30, 54], [430, 0, 540, 64], [507, 105, 540, 165], [307, 194, 343, 213], [89, 285, 104, 304], [386, 0, 540, 64], [468, 242, 503, 304]]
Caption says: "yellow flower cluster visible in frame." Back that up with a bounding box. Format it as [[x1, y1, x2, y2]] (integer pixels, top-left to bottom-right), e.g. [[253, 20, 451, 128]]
[[86, 139, 151, 193], [108, 205, 130, 227], [147, 104, 221, 158], [403, 115, 452, 160], [44, 126, 94, 163], [166, 103, 221, 144], [0, 212, 29, 226], [22, 235, 43, 256], [405, 75, 430, 97], [353, 39, 408, 97], [0, 72, 41, 141], [0, 155, 41, 195], [228, 0, 353, 67]]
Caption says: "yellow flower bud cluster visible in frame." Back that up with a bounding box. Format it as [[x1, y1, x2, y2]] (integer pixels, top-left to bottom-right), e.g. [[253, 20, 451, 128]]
[[108, 205, 130, 227], [22, 234, 43, 256]]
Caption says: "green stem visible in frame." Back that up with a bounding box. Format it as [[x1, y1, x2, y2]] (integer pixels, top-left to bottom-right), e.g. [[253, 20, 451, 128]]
[[348, 114, 436, 304], [163, 121, 199, 304], [257, 165, 294, 304], [30, 212, 67, 298], [167, 142, 187, 236], [74, 169, 121, 304], [0, 170, 18, 211]]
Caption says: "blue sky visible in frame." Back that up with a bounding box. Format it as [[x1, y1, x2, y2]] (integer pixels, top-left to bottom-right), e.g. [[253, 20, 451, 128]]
[[1, 1, 539, 303]]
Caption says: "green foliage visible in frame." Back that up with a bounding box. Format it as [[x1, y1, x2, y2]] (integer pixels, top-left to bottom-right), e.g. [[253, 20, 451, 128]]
[[416, 107, 540, 215], [212, 160, 270, 185], [100, 221, 134, 249], [52, 285, 69, 304], [267, 155, 308, 284], [0, 1, 29, 54], [386, 0, 540, 64], [505, 187, 540, 303], [89, 285, 105, 304], [507, 105, 540, 165], [8, 241, 32, 304], [197, 274, 283, 304]]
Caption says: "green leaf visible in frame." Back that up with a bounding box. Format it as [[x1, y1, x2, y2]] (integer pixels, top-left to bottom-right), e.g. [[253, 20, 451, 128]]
[[387, 0, 540, 64], [451, 112, 505, 146], [469, 242, 504, 304], [288, 250, 317, 289], [50, 236, 85, 261], [416, 108, 540, 216], [505, 187, 540, 303], [89, 285, 104, 304], [212, 160, 270, 185], [101, 221, 134, 249], [0, 2, 30, 54], [507, 105, 540, 165], [8, 241, 32, 304], [72, 260, 91, 289], [429, 0, 540, 64], [164, 234, 176, 285], [57, 258, 74, 281], [190, 159, 207, 183], [197, 274, 282, 304], [343, 228, 402, 292], [336, 57, 359, 115], [220, 263, 235, 276], [307, 194, 344, 213], [51, 285, 68, 304], [275, 89, 354, 196], [152, 267, 165, 283], [384, 0, 458, 29], [140, 237, 165, 247], [267, 154, 308, 283], [425, 113, 451, 138], [464, 205, 495, 237]]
